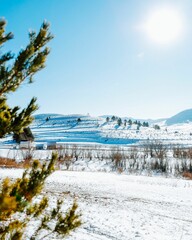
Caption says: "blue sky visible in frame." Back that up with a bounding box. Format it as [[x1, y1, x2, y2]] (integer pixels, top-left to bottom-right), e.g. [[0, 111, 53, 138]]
[[1, 0, 192, 119]]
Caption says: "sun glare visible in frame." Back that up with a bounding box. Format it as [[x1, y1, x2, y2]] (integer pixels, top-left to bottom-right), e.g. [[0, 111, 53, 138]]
[[144, 8, 183, 44]]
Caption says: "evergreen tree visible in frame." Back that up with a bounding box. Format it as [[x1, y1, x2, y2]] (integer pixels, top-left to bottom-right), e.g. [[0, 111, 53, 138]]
[[111, 115, 116, 121], [0, 154, 81, 239], [128, 119, 132, 125], [106, 116, 110, 122], [154, 124, 160, 130], [143, 121, 149, 127], [0, 19, 53, 138], [77, 117, 81, 123], [0, 19, 81, 239], [117, 117, 122, 126], [137, 121, 141, 127]]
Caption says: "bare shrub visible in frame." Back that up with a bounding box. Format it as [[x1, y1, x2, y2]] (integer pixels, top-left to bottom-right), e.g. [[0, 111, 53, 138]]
[[21, 148, 35, 161], [129, 147, 139, 161], [183, 171, 192, 179], [187, 148, 192, 159], [173, 146, 182, 158], [180, 159, 188, 172], [111, 151, 123, 169], [128, 147, 139, 170], [57, 146, 73, 170], [173, 146, 192, 160], [150, 158, 167, 173], [117, 167, 123, 174], [147, 140, 167, 160], [71, 144, 79, 161]]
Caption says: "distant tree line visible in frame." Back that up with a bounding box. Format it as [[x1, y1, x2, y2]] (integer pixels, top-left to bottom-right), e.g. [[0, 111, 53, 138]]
[[106, 116, 149, 128]]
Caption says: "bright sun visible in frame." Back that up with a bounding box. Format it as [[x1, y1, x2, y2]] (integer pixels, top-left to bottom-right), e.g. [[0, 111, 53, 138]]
[[144, 8, 183, 44]]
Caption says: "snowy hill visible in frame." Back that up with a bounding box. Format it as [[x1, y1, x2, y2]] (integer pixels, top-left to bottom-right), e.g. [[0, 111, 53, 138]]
[[166, 109, 192, 125], [28, 113, 192, 146], [31, 114, 138, 145]]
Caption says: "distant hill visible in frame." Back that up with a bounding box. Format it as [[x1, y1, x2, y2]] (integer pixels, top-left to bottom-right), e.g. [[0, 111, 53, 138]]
[[166, 109, 192, 125], [26, 112, 192, 145]]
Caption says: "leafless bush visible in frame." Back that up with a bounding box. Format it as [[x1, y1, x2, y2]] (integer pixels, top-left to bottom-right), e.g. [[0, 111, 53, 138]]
[[127, 147, 139, 170], [71, 144, 80, 161], [20, 148, 35, 162], [173, 146, 192, 160], [111, 151, 124, 169], [149, 158, 168, 173], [129, 147, 139, 161], [56, 146, 73, 170], [146, 140, 167, 160]]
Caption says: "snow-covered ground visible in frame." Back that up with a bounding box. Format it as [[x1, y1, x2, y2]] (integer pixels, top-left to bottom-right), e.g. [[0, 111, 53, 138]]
[[1, 114, 192, 239], [28, 114, 192, 146], [0, 169, 192, 240], [1, 113, 192, 150]]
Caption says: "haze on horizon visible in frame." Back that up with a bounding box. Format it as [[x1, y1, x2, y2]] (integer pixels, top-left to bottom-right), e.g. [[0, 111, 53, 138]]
[[2, 0, 192, 119]]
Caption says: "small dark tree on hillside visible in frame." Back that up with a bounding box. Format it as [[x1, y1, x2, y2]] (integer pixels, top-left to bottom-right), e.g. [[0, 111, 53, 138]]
[[117, 117, 122, 126], [77, 117, 81, 123], [106, 116, 110, 122], [154, 124, 160, 130], [137, 121, 142, 127], [143, 121, 149, 127], [128, 119, 132, 125], [0, 19, 53, 138], [111, 115, 116, 121]]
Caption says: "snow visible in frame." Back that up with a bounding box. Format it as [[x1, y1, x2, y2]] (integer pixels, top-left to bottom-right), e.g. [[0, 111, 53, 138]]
[[30, 114, 192, 146], [1, 113, 192, 239], [0, 169, 192, 240], [1, 113, 192, 149]]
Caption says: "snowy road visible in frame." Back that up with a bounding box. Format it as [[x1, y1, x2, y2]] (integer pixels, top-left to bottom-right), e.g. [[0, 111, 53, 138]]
[[1, 170, 192, 240]]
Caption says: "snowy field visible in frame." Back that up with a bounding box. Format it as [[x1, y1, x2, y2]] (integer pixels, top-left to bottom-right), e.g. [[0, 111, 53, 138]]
[[1, 113, 192, 239], [1, 169, 192, 240]]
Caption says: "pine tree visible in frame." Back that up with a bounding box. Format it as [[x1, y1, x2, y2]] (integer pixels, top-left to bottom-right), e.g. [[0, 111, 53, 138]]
[[111, 115, 116, 121], [0, 19, 81, 239], [106, 116, 110, 122], [0, 19, 53, 138], [154, 124, 160, 130], [128, 119, 132, 125], [117, 117, 122, 126], [0, 154, 81, 239], [143, 121, 149, 127], [137, 121, 141, 127]]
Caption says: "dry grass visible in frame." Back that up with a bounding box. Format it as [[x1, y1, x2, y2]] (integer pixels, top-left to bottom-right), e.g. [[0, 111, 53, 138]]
[[183, 171, 192, 180], [0, 157, 31, 169]]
